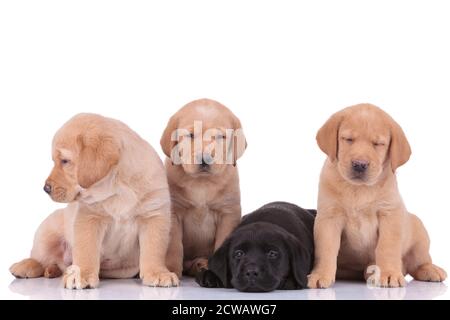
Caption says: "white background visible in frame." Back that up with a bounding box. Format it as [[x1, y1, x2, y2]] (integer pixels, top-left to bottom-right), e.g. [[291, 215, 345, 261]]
[[0, 1, 449, 300]]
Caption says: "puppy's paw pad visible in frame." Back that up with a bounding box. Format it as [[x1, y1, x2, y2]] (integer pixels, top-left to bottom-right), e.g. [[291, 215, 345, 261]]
[[141, 271, 180, 288], [414, 264, 447, 282], [63, 265, 99, 290], [307, 273, 335, 289], [10, 259, 44, 279]]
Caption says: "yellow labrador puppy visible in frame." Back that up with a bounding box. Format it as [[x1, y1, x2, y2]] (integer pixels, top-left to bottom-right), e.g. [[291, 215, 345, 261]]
[[308, 104, 446, 288], [10, 114, 179, 289], [161, 99, 247, 277]]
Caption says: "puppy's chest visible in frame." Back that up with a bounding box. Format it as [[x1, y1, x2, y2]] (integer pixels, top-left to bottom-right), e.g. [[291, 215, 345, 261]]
[[179, 188, 224, 246], [342, 207, 379, 252], [187, 187, 217, 209], [101, 219, 139, 260], [100, 190, 139, 219], [178, 186, 227, 218]]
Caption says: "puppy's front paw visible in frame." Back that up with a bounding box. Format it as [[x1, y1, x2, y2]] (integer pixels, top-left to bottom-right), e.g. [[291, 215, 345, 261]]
[[141, 269, 179, 288], [196, 270, 221, 288], [378, 270, 406, 288], [166, 258, 183, 279], [307, 272, 335, 289], [63, 265, 99, 290], [10, 259, 44, 279]]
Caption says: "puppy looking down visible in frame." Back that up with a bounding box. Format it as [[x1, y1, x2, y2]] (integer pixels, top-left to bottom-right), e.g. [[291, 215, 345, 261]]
[[161, 99, 247, 277], [308, 104, 447, 289], [10, 113, 179, 289], [196, 202, 316, 292]]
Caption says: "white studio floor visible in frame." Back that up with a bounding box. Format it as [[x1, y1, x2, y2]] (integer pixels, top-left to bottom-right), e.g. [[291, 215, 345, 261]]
[[2, 276, 448, 300]]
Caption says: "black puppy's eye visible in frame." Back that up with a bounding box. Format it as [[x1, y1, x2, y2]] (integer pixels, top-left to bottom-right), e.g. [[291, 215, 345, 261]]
[[61, 159, 70, 165], [267, 250, 279, 259], [234, 250, 245, 259]]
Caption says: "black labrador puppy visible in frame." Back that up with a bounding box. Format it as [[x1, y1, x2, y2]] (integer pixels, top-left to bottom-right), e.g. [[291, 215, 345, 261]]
[[196, 202, 316, 292]]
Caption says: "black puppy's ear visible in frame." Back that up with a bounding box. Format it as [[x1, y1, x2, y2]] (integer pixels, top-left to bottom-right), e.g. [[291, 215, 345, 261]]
[[207, 238, 233, 288], [285, 235, 313, 289]]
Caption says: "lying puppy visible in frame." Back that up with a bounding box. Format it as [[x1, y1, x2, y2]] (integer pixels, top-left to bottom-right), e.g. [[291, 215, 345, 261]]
[[196, 202, 315, 292], [10, 114, 179, 289], [308, 103, 447, 289], [161, 99, 247, 277]]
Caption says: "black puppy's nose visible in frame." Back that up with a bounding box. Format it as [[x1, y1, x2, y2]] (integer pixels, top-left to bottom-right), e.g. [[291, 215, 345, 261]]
[[245, 266, 259, 279], [352, 160, 369, 173], [43, 184, 52, 194]]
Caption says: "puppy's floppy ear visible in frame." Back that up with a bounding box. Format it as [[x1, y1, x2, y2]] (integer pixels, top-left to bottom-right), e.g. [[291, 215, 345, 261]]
[[160, 115, 178, 159], [208, 237, 233, 288], [389, 117, 411, 172], [316, 111, 344, 162], [231, 115, 247, 166], [77, 134, 120, 188], [284, 234, 313, 289]]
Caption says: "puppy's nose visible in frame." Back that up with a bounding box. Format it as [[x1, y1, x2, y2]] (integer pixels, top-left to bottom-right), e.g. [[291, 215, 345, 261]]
[[43, 183, 52, 194], [245, 266, 259, 279], [201, 153, 214, 168], [202, 153, 214, 166], [352, 160, 369, 173], [201, 159, 209, 168]]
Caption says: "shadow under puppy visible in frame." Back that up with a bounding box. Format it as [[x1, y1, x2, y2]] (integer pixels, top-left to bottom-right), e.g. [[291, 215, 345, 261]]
[[161, 99, 247, 277], [10, 114, 178, 289], [196, 202, 315, 292]]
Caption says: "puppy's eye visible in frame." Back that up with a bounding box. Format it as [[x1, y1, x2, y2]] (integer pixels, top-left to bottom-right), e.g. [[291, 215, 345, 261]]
[[234, 250, 245, 259], [61, 159, 70, 165], [342, 137, 354, 144], [267, 250, 279, 259], [373, 142, 385, 147]]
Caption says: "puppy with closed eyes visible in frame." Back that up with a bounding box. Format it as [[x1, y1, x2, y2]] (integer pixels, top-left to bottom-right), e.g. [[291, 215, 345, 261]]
[[196, 202, 315, 292], [10, 113, 179, 289], [161, 99, 247, 277], [308, 104, 447, 289]]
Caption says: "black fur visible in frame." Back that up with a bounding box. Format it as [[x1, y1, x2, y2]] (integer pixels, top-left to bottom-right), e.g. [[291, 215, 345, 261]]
[[196, 202, 316, 292]]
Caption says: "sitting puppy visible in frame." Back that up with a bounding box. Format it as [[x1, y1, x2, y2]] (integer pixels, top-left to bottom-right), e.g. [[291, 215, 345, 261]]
[[10, 114, 179, 289], [308, 104, 447, 289], [196, 202, 315, 292], [161, 99, 247, 277]]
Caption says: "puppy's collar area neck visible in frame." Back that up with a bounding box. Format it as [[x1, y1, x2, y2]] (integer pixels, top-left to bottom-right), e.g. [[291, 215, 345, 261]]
[[78, 166, 120, 204]]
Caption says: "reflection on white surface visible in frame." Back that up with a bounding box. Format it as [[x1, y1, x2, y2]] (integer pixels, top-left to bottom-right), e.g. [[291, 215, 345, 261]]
[[7, 277, 448, 300]]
